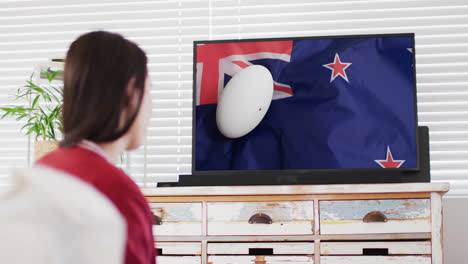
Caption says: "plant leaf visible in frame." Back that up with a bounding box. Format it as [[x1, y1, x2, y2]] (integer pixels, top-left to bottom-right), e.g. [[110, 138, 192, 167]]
[[26, 116, 36, 124], [0, 111, 10, 119], [51, 86, 63, 97], [38, 107, 48, 117], [41, 86, 58, 103], [26, 126, 35, 136], [1, 106, 33, 114], [48, 121, 55, 139], [31, 86, 45, 94], [40, 121, 46, 141], [1, 71, 63, 140], [26, 123, 39, 136], [46, 71, 52, 82], [26, 81, 40, 90], [31, 95, 40, 108], [15, 113, 27, 121], [48, 70, 62, 82], [21, 122, 34, 130]]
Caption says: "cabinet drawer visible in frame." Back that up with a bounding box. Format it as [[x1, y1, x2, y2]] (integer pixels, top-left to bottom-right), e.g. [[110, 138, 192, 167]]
[[321, 256, 430, 264], [157, 256, 201, 264], [207, 201, 314, 235], [149, 203, 202, 236], [208, 242, 314, 255], [321, 241, 431, 255], [209, 256, 314, 264], [319, 199, 431, 235], [156, 242, 201, 255]]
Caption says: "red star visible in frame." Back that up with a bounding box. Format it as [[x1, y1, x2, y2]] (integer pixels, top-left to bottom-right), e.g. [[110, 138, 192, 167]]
[[375, 146, 406, 168], [323, 53, 352, 83]]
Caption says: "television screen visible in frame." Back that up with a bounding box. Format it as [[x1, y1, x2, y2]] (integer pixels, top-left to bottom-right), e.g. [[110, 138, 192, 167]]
[[192, 33, 418, 176]]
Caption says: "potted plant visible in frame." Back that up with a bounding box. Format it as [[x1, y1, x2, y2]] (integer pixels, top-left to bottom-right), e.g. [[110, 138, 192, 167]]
[[0, 70, 63, 160]]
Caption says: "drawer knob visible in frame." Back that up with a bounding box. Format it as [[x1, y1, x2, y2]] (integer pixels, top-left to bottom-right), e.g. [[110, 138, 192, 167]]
[[363, 211, 388, 223], [153, 214, 163, 225], [254, 256, 266, 264], [248, 213, 273, 224]]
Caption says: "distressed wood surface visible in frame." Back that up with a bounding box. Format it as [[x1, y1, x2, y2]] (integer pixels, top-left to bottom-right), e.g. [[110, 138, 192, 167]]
[[156, 256, 202, 264], [320, 241, 431, 255], [202, 240, 208, 264], [142, 183, 449, 197], [313, 199, 320, 233], [153, 233, 432, 242], [314, 239, 320, 264], [320, 199, 431, 234], [431, 192, 443, 264], [207, 201, 314, 235], [156, 242, 201, 255], [149, 202, 202, 236], [321, 256, 431, 264], [202, 202, 208, 236], [144, 183, 449, 264], [146, 193, 431, 203], [207, 242, 314, 255], [208, 256, 314, 264]]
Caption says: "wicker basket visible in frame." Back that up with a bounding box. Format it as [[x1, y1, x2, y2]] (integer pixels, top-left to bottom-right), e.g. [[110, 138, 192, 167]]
[[34, 140, 59, 160]]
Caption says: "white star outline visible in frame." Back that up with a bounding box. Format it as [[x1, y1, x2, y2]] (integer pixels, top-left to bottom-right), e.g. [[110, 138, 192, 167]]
[[322, 53, 352, 83]]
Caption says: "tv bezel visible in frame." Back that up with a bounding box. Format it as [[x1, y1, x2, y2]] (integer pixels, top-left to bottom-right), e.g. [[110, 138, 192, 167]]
[[191, 33, 420, 184]]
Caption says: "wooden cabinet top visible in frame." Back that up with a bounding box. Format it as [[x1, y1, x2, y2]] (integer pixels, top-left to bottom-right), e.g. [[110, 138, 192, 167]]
[[142, 182, 449, 197]]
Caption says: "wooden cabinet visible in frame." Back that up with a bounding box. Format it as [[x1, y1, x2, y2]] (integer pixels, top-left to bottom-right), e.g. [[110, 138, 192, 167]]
[[320, 256, 431, 264], [143, 183, 449, 264], [155, 243, 202, 264], [320, 241, 431, 255], [208, 242, 315, 264], [207, 201, 315, 235], [319, 199, 431, 234], [320, 241, 431, 264], [157, 256, 202, 264], [208, 255, 315, 263], [208, 242, 315, 255], [149, 202, 203, 236]]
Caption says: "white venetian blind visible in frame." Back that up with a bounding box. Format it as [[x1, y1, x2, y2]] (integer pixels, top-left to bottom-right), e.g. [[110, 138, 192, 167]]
[[0, 0, 209, 186], [0, 0, 467, 196]]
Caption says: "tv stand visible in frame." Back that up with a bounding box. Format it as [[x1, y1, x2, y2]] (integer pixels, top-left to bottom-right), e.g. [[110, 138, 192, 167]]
[[144, 182, 449, 264]]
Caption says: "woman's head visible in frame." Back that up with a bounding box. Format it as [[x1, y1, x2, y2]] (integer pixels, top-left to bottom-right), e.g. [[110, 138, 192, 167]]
[[61, 31, 151, 150]]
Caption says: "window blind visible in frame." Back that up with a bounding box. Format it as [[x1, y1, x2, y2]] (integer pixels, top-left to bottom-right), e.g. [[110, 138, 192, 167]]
[[0, 0, 209, 187], [0, 0, 467, 196]]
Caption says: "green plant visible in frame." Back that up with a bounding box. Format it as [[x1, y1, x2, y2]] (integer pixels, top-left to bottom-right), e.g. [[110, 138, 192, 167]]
[[0, 71, 63, 141]]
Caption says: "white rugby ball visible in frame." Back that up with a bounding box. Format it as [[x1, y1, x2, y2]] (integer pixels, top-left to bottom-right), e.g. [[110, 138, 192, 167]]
[[216, 65, 274, 138]]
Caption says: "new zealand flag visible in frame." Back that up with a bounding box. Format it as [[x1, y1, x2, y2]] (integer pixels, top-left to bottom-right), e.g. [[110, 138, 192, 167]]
[[195, 35, 417, 171]]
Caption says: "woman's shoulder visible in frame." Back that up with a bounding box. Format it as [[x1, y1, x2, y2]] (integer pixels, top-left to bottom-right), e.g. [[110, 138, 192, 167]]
[[4, 166, 127, 264], [37, 146, 149, 213], [37, 146, 105, 169], [36, 147, 138, 192]]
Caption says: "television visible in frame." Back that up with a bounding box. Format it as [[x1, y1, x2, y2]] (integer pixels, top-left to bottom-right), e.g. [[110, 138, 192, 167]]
[[180, 33, 427, 186]]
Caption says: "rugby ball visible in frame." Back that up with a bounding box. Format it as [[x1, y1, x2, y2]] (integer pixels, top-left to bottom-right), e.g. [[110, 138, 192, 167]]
[[216, 65, 274, 138]]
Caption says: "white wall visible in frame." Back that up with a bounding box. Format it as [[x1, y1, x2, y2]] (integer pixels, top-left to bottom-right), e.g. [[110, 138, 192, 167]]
[[444, 197, 468, 264]]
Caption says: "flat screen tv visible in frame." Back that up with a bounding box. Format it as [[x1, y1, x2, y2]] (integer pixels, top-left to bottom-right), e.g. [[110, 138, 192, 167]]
[[183, 33, 425, 186]]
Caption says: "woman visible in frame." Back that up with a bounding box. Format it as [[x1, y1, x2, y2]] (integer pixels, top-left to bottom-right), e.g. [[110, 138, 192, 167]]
[[37, 31, 155, 264]]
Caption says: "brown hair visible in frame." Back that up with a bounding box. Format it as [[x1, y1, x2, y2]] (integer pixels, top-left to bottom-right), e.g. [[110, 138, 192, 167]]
[[60, 31, 148, 148]]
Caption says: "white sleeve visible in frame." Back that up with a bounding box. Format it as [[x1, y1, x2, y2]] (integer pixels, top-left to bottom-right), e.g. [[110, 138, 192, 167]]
[[20, 166, 127, 264]]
